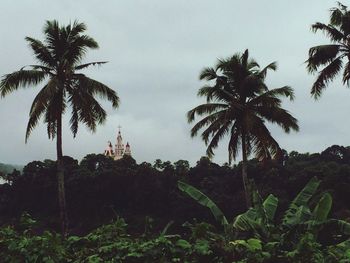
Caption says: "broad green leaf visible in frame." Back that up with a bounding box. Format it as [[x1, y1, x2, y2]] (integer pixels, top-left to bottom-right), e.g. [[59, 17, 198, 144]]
[[285, 205, 311, 227], [327, 219, 350, 235], [177, 181, 228, 228], [263, 194, 278, 222], [176, 239, 191, 249], [230, 238, 262, 251], [246, 238, 262, 251], [283, 177, 320, 226], [194, 239, 211, 255], [233, 208, 262, 237], [312, 192, 332, 222]]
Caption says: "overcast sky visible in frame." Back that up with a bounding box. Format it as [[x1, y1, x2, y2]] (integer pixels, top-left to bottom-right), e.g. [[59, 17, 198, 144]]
[[0, 0, 349, 166]]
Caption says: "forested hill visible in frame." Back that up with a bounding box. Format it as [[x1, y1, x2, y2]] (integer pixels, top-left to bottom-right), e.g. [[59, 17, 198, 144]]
[[1, 144, 350, 235], [0, 162, 23, 174]]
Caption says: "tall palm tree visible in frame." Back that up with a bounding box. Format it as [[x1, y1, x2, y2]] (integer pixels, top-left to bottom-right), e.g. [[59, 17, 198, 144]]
[[0, 20, 120, 236], [187, 50, 299, 207], [307, 2, 350, 98]]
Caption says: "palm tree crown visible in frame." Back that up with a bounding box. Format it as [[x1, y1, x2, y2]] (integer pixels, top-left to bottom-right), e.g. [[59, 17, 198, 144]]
[[307, 2, 350, 98], [0, 20, 119, 236], [188, 50, 298, 207], [188, 49, 299, 164], [0, 20, 119, 141]]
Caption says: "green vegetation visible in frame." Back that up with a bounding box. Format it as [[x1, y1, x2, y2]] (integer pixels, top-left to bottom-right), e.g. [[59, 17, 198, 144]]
[[1, 146, 350, 261], [0, 167, 350, 263]]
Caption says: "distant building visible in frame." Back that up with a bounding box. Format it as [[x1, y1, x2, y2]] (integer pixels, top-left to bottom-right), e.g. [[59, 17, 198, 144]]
[[104, 127, 132, 160]]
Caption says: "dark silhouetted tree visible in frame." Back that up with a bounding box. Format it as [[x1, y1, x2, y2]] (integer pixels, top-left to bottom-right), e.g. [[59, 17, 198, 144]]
[[187, 50, 299, 207], [0, 20, 120, 236], [306, 2, 350, 98]]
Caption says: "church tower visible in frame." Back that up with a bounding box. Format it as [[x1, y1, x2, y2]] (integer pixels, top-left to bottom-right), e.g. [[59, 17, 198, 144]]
[[104, 141, 114, 157], [114, 127, 124, 160], [124, 142, 132, 156]]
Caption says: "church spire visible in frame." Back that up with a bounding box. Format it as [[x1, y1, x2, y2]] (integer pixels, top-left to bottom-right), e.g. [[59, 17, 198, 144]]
[[124, 142, 131, 156], [104, 141, 114, 157], [115, 126, 124, 160]]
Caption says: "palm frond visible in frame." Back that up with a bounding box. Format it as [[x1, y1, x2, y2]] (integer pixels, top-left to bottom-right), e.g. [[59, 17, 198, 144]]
[[311, 56, 343, 99], [25, 78, 59, 141], [43, 92, 65, 140], [258, 62, 277, 79], [78, 96, 107, 133], [65, 35, 99, 65], [69, 105, 79, 137], [205, 121, 231, 158], [241, 49, 249, 67], [68, 21, 87, 39], [228, 125, 240, 164], [330, 6, 344, 25], [248, 117, 282, 161], [29, 78, 58, 115], [343, 61, 350, 84], [68, 89, 107, 135], [250, 86, 295, 106], [0, 70, 47, 97], [189, 109, 228, 137], [258, 106, 299, 133], [311, 23, 345, 42], [43, 20, 60, 55], [26, 65, 54, 74], [306, 44, 341, 73], [25, 37, 56, 67], [197, 83, 235, 103], [75, 61, 107, 70], [199, 67, 217, 80], [187, 103, 228, 123], [74, 74, 119, 108]]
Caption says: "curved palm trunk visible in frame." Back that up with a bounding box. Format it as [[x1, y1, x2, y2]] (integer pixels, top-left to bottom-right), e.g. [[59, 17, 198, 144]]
[[241, 133, 252, 208], [56, 113, 68, 237]]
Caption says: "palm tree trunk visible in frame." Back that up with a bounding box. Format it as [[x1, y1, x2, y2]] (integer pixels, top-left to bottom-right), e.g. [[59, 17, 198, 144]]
[[56, 113, 68, 237], [241, 133, 252, 208]]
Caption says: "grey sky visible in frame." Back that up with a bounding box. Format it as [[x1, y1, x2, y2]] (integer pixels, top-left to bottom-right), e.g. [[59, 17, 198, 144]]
[[0, 0, 348, 165]]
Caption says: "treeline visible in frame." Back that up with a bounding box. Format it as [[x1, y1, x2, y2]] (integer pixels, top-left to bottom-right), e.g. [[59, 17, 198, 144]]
[[0, 163, 23, 175], [0, 144, 350, 235]]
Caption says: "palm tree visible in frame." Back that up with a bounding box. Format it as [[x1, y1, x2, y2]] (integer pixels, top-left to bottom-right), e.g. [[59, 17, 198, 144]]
[[0, 20, 120, 236], [307, 2, 350, 98], [187, 50, 299, 207]]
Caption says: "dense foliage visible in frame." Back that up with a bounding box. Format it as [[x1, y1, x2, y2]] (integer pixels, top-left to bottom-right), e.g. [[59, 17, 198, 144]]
[[1, 145, 350, 261], [2, 145, 350, 234]]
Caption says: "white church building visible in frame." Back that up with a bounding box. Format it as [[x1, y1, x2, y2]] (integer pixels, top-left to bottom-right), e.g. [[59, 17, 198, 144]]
[[104, 128, 132, 160]]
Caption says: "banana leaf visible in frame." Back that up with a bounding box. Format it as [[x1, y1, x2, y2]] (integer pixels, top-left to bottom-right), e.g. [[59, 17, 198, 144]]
[[327, 219, 350, 235], [312, 192, 332, 222], [263, 194, 278, 222], [283, 177, 320, 227], [233, 208, 262, 237], [177, 181, 228, 228]]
